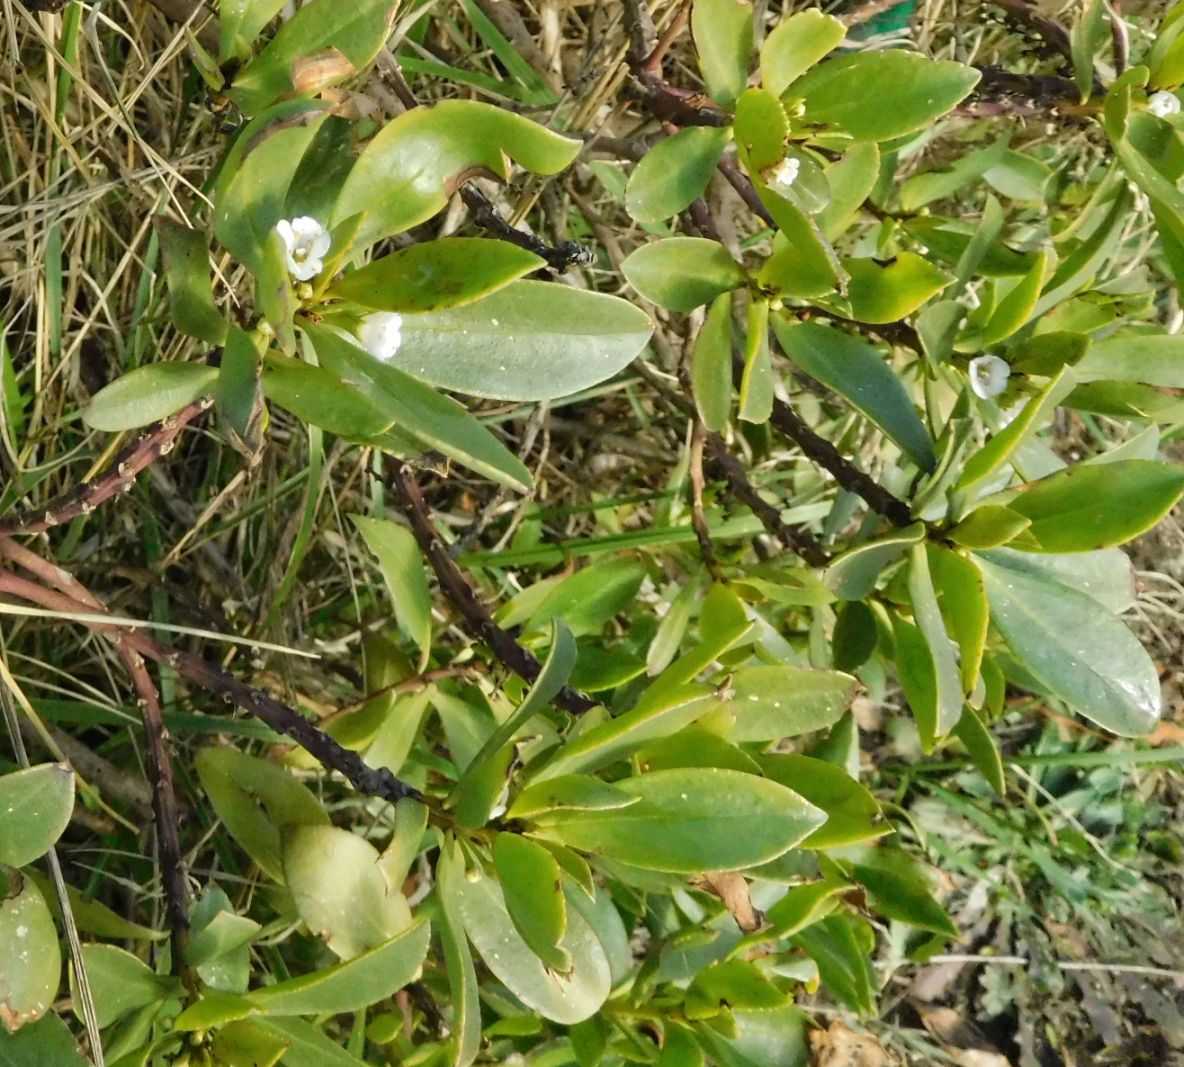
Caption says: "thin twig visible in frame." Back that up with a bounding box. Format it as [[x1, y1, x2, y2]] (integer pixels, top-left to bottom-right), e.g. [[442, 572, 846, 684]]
[[0, 395, 213, 535], [459, 185, 593, 272], [927, 954, 1184, 980], [387, 463, 599, 716], [984, 0, 1074, 67]]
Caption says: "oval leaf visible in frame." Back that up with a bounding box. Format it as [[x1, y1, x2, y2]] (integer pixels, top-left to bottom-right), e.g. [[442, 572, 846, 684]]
[[622, 238, 745, 312], [0, 764, 73, 869], [0, 874, 60, 1031], [83, 363, 217, 432], [626, 127, 731, 225]]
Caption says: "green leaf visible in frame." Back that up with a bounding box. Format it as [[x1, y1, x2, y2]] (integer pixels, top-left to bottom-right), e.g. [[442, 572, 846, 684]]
[[220, 0, 288, 61], [194, 747, 329, 884], [261, 351, 392, 437], [1075, 331, 1184, 387], [659, 1023, 705, 1067], [351, 515, 432, 669], [185, 888, 260, 994], [685, 959, 785, 1019], [758, 754, 885, 848], [891, 612, 940, 754], [329, 238, 543, 314], [304, 322, 531, 491], [691, 0, 754, 106], [1005, 461, 1184, 552], [0, 1012, 88, 1066], [452, 865, 611, 1024], [726, 665, 855, 742], [74, 945, 176, 1028], [949, 505, 1031, 550], [846, 848, 957, 936], [817, 142, 880, 241], [791, 915, 876, 1015], [838, 252, 952, 324], [515, 560, 648, 636], [1008, 331, 1089, 378], [982, 248, 1048, 345], [215, 325, 264, 440], [228, 0, 398, 115], [249, 920, 429, 1015], [637, 727, 762, 774], [976, 555, 1161, 736], [928, 545, 988, 694], [899, 137, 1011, 212], [334, 101, 580, 249], [692, 292, 734, 432], [492, 834, 570, 973], [772, 318, 936, 471], [825, 523, 925, 600], [530, 767, 825, 873], [907, 544, 963, 742], [953, 706, 1005, 794], [435, 842, 481, 1067], [622, 238, 744, 312], [761, 878, 848, 940], [760, 9, 846, 97], [83, 362, 216, 432], [984, 149, 1052, 201], [979, 546, 1136, 614], [528, 683, 719, 782], [1071, 0, 1108, 99], [0, 764, 73, 868], [832, 600, 878, 672], [282, 825, 412, 959], [733, 89, 788, 173], [283, 114, 356, 225], [792, 52, 980, 141], [626, 127, 731, 225], [257, 228, 298, 354], [154, 218, 227, 344], [756, 190, 843, 299], [174, 992, 257, 1032], [0, 873, 60, 1031], [739, 297, 773, 424], [245, 1017, 372, 1067], [377, 280, 651, 401], [508, 775, 641, 820]]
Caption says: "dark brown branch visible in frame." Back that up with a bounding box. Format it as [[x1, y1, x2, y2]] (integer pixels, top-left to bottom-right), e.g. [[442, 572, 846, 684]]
[[0, 396, 213, 535], [459, 186, 594, 272], [0, 571, 421, 805], [387, 463, 599, 716], [0, 534, 193, 980], [984, 0, 1074, 67]]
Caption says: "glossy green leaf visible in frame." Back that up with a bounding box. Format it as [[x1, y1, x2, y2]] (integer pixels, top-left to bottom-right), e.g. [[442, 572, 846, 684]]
[[186, 888, 259, 995], [792, 52, 979, 141], [685, 959, 785, 1019], [155, 218, 227, 344], [1005, 461, 1184, 552], [900, 137, 1010, 212], [1008, 331, 1090, 377], [692, 292, 734, 432], [622, 238, 745, 312], [846, 848, 957, 937], [760, 10, 846, 97], [219, 0, 288, 60], [453, 866, 610, 1024], [976, 555, 1161, 736], [1074, 332, 1184, 387], [436, 841, 481, 1067], [261, 351, 392, 437], [758, 754, 885, 848], [1071, 0, 1108, 99], [928, 545, 988, 694], [0, 873, 60, 1032], [74, 945, 176, 1028], [0, 764, 73, 869], [825, 523, 924, 600], [637, 727, 761, 774], [245, 1017, 371, 1067], [351, 515, 432, 668], [378, 280, 651, 401], [0, 1012, 88, 1066], [739, 297, 773, 424], [949, 505, 1031, 550], [772, 318, 936, 471], [756, 189, 842, 299], [984, 149, 1052, 201], [982, 249, 1048, 344], [173, 992, 257, 1032], [832, 600, 878, 672], [953, 706, 1005, 794], [791, 914, 876, 1015], [531, 768, 825, 873], [691, 0, 753, 106], [194, 747, 329, 883], [282, 825, 412, 959], [726, 664, 855, 742], [891, 612, 940, 754], [817, 142, 880, 240], [229, 0, 398, 114], [626, 127, 731, 225], [249, 920, 429, 1015], [733, 89, 788, 173], [838, 252, 952, 324], [907, 545, 963, 741], [83, 362, 216, 432], [334, 101, 580, 249], [528, 683, 718, 782], [493, 834, 570, 973], [283, 115, 357, 226], [508, 776, 641, 820], [979, 546, 1136, 614], [215, 325, 264, 440], [520, 560, 648, 636], [305, 322, 531, 491], [761, 878, 848, 940], [329, 238, 543, 313]]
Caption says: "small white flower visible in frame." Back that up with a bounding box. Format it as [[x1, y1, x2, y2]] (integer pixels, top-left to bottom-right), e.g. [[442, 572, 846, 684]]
[[1149, 90, 1182, 118], [275, 216, 330, 281], [769, 155, 801, 191], [356, 312, 404, 362], [969, 354, 1010, 399]]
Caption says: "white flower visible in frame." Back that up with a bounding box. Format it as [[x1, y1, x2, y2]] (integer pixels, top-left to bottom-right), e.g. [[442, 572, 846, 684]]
[[275, 216, 330, 281], [356, 312, 404, 362], [769, 156, 800, 191], [969, 354, 1010, 399], [1149, 90, 1182, 118]]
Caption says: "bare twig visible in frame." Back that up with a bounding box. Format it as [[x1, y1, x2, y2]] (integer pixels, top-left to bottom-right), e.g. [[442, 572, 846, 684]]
[[387, 463, 599, 716], [460, 185, 593, 272], [984, 0, 1074, 68]]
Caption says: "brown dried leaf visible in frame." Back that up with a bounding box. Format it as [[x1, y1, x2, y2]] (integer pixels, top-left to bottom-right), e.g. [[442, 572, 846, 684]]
[[690, 871, 762, 932], [808, 1020, 892, 1067], [291, 47, 357, 95]]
